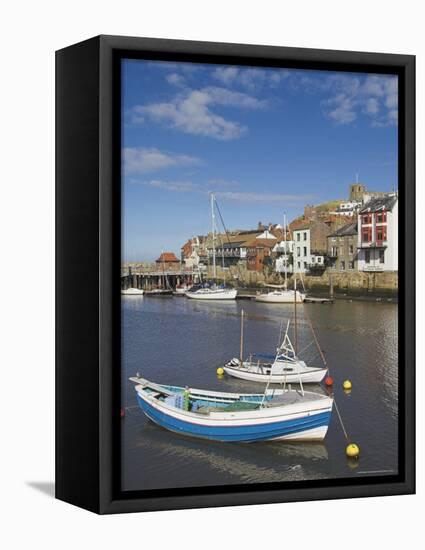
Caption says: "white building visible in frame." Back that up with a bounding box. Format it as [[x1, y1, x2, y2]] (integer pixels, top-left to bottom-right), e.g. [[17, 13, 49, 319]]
[[329, 200, 361, 217], [273, 240, 295, 273], [357, 194, 398, 272], [293, 228, 326, 273]]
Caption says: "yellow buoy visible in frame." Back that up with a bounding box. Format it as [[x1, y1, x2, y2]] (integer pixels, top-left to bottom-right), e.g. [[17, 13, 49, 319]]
[[346, 443, 360, 458], [216, 367, 224, 376], [343, 380, 352, 390]]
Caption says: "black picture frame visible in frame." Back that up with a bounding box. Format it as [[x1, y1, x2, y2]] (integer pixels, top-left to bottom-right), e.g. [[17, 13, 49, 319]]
[[56, 35, 415, 514]]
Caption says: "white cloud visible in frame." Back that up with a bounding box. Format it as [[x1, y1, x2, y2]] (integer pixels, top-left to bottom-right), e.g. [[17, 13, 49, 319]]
[[123, 147, 201, 174], [324, 94, 357, 124], [215, 191, 315, 204], [131, 86, 266, 140], [141, 179, 201, 192], [365, 97, 380, 115], [212, 66, 289, 90], [130, 178, 312, 204], [322, 74, 398, 127], [166, 73, 186, 87]]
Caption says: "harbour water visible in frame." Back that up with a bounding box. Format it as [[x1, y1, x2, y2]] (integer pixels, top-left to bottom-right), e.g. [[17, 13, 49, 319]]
[[121, 296, 398, 492]]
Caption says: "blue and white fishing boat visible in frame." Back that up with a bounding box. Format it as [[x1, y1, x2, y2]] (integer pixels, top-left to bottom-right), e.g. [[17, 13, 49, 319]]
[[130, 376, 333, 442]]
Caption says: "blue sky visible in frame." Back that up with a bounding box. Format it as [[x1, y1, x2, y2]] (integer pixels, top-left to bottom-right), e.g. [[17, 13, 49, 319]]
[[122, 59, 398, 261]]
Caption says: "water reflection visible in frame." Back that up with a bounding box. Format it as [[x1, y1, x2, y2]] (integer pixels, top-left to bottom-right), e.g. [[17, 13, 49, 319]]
[[121, 298, 398, 491]]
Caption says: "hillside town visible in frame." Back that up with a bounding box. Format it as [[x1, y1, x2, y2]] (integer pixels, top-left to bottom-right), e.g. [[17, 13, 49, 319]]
[[122, 182, 398, 295], [174, 183, 397, 274]]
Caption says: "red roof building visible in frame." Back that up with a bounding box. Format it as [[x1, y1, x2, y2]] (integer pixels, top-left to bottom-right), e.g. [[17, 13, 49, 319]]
[[155, 252, 181, 271]]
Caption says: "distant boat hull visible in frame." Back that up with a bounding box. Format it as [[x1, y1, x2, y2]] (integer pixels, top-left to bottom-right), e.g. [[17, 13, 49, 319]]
[[174, 286, 189, 295], [121, 288, 144, 295], [255, 290, 305, 303], [223, 360, 327, 384], [145, 289, 173, 297], [132, 377, 332, 442], [185, 288, 237, 300]]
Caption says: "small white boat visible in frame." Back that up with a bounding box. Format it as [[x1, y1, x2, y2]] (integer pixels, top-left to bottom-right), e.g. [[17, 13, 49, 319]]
[[174, 284, 189, 295], [185, 194, 237, 301], [121, 288, 144, 295], [185, 286, 237, 300], [223, 290, 328, 384], [256, 214, 305, 304], [255, 289, 305, 303], [131, 376, 333, 442]]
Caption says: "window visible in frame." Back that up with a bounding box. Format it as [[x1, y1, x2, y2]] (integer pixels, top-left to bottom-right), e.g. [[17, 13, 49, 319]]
[[349, 244, 354, 254], [376, 211, 387, 223], [297, 247, 300, 256], [341, 260, 345, 270], [304, 262, 307, 269], [297, 233, 300, 241], [349, 260, 354, 269], [297, 261, 301, 269], [376, 226, 387, 242], [317, 257, 322, 263], [362, 213, 372, 224], [303, 232, 307, 241], [362, 227, 372, 243], [303, 246, 307, 256], [379, 250, 385, 264], [365, 250, 370, 263]]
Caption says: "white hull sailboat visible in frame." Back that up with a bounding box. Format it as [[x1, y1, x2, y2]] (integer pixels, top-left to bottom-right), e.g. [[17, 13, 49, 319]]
[[223, 357, 326, 384], [256, 288, 304, 303], [185, 194, 237, 301], [121, 288, 144, 295], [256, 214, 306, 303], [223, 279, 328, 385], [185, 287, 237, 300]]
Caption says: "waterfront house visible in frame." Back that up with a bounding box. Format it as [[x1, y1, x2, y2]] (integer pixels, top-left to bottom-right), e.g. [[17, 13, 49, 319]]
[[155, 251, 181, 272], [327, 222, 358, 271], [293, 221, 331, 273], [181, 236, 207, 271], [245, 238, 276, 271], [357, 194, 398, 272]]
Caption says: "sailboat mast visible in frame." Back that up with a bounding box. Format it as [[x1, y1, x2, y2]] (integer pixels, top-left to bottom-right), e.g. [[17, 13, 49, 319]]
[[211, 193, 217, 279], [239, 309, 244, 362], [294, 275, 298, 355], [283, 213, 288, 290]]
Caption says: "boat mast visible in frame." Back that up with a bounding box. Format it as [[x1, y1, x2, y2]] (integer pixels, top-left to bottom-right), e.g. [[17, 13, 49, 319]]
[[283, 213, 288, 290], [239, 309, 244, 362], [211, 193, 217, 279], [294, 274, 298, 355]]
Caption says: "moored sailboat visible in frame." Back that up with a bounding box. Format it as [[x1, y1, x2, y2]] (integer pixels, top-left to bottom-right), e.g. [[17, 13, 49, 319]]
[[224, 277, 328, 384], [185, 194, 237, 301], [255, 214, 305, 303], [121, 287, 144, 295]]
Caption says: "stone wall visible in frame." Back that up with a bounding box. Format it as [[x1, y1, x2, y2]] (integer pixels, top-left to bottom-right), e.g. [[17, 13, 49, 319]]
[[207, 264, 398, 296]]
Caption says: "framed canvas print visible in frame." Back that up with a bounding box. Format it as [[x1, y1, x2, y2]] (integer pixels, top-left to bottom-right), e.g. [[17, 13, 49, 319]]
[[56, 35, 415, 514]]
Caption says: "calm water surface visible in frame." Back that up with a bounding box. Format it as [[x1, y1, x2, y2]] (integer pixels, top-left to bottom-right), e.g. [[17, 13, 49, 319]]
[[121, 297, 398, 491]]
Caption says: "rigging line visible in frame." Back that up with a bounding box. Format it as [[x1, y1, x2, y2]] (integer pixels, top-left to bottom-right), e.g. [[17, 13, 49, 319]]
[[299, 271, 307, 293], [297, 339, 315, 356], [303, 307, 328, 369], [334, 398, 350, 442], [214, 197, 244, 283]]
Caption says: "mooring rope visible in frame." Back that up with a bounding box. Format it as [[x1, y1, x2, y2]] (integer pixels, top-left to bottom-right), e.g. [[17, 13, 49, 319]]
[[333, 398, 350, 442]]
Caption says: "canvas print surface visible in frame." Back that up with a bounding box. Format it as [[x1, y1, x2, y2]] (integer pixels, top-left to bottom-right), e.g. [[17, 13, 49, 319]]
[[120, 58, 399, 492]]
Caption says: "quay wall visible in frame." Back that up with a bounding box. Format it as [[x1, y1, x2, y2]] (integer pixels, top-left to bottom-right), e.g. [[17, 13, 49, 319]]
[[208, 265, 398, 298]]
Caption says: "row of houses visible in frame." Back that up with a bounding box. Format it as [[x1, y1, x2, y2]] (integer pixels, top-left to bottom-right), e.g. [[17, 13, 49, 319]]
[[178, 184, 398, 276], [290, 193, 398, 273]]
